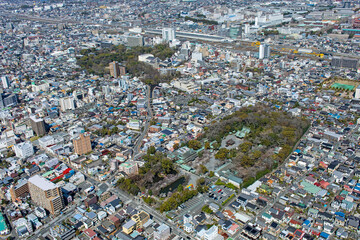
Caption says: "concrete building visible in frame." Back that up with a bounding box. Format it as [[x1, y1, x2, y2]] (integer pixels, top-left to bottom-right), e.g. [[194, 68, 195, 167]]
[[331, 57, 358, 69], [204, 225, 222, 240], [14, 141, 34, 159], [1, 76, 10, 89], [171, 80, 198, 93], [28, 175, 64, 215], [131, 211, 150, 229], [30, 116, 46, 136], [355, 85, 360, 99], [127, 119, 140, 130], [0, 93, 17, 108], [127, 35, 144, 47], [162, 28, 176, 42], [10, 179, 29, 202], [109, 61, 126, 78], [154, 224, 171, 240], [255, 13, 283, 27], [73, 133, 92, 155], [60, 97, 75, 112], [259, 44, 271, 59], [229, 25, 241, 39], [122, 219, 136, 234], [119, 162, 139, 175]]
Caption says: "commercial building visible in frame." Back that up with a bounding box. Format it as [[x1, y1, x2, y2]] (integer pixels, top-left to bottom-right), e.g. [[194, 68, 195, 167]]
[[28, 175, 64, 215], [73, 133, 92, 155], [30, 116, 46, 136], [14, 141, 34, 159], [60, 97, 75, 112]]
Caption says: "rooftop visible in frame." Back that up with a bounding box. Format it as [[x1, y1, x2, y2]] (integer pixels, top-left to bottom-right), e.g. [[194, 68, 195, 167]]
[[0, 213, 8, 232], [28, 175, 57, 191]]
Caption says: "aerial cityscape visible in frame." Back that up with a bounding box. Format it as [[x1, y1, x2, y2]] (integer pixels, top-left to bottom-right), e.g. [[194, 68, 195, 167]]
[[0, 0, 360, 239]]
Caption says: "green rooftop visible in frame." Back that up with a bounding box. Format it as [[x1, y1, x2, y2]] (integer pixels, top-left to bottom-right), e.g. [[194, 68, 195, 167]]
[[235, 127, 251, 138], [301, 181, 321, 195], [180, 164, 192, 171], [331, 83, 355, 91], [0, 213, 8, 232], [42, 170, 53, 177]]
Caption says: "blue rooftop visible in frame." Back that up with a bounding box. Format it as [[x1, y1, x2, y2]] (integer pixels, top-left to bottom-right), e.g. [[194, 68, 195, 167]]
[[320, 232, 330, 239]]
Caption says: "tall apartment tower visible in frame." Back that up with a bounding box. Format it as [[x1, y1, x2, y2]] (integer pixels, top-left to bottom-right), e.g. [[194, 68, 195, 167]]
[[1, 76, 10, 89], [259, 44, 271, 59], [162, 28, 176, 42], [109, 61, 126, 78], [28, 175, 64, 215], [73, 133, 92, 155], [30, 116, 46, 136]]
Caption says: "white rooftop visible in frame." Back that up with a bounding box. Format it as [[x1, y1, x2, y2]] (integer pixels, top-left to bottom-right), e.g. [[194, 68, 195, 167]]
[[28, 175, 57, 191], [30, 115, 43, 122]]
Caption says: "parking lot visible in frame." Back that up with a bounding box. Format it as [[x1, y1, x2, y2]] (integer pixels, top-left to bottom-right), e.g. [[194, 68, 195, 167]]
[[206, 185, 236, 206], [175, 194, 205, 220]]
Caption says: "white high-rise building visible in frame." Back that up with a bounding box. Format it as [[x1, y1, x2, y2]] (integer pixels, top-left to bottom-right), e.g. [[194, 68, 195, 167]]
[[355, 85, 360, 99], [1, 76, 10, 89], [59, 97, 75, 112], [259, 44, 271, 59], [162, 28, 176, 42], [14, 141, 34, 159]]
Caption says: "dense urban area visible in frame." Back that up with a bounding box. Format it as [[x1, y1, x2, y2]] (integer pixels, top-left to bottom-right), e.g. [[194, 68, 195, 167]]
[[1, 0, 360, 239]]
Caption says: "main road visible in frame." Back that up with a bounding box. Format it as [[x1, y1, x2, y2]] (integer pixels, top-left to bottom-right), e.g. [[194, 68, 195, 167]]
[[133, 85, 153, 157]]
